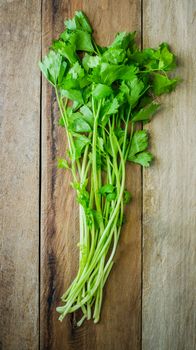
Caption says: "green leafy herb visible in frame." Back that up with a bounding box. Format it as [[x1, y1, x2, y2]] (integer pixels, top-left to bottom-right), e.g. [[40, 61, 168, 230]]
[[132, 102, 160, 122], [39, 10, 181, 327], [123, 190, 132, 204], [128, 151, 153, 167], [152, 73, 180, 95], [129, 130, 149, 156], [92, 83, 113, 99], [57, 158, 69, 169]]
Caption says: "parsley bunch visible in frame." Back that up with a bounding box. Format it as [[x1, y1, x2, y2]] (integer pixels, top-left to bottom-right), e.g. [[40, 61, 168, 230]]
[[39, 11, 180, 326]]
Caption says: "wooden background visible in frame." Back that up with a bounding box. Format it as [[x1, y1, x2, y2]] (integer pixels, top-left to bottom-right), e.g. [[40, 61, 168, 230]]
[[0, 0, 195, 349]]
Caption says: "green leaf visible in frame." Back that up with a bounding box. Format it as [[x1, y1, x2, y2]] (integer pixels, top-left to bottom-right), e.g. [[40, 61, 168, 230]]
[[132, 102, 160, 122], [101, 97, 119, 117], [129, 48, 155, 67], [120, 77, 145, 108], [137, 95, 153, 109], [102, 48, 126, 64], [82, 54, 100, 71], [39, 51, 66, 85], [129, 130, 149, 157], [105, 98, 119, 115], [70, 119, 91, 133], [56, 306, 65, 314], [58, 61, 67, 84], [80, 105, 93, 117], [73, 134, 90, 160], [152, 73, 180, 96], [39, 61, 49, 81], [58, 117, 65, 127], [75, 11, 93, 33], [57, 158, 69, 169], [64, 17, 76, 31], [100, 98, 119, 126], [83, 84, 92, 103], [69, 113, 92, 132], [61, 88, 83, 103], [97, 137, 104, 152], [65, 11, 92, 33], [99, 181, 117, 202], [69, 62, 85, 79], [73, 30, 94, 52], [99, 184, 115, 195], [158, 43, 176, 71], [106, 192, 117, 202], [52, 40, 77, 64], [89, 63, 137, 85], [129, 151, 153, 167], [92, 84, 113, 100], [100, 63, 138, 85], [123, 190, 132, 204], [80, 105, 94, 127], [129, 43, 176, 73], [60, 62, 86, 90], [110, 31, 136, 50]]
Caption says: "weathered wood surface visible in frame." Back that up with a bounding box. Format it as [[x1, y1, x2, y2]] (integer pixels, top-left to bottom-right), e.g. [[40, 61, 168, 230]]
[[0, 0, 41, 349], [142, 1, 196, 350], [1, 1, 196, 349], [41, 1, 141, 349]]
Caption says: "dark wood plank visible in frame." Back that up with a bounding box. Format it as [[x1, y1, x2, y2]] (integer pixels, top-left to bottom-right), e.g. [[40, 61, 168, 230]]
[[41, 1, 141, 349], [0, 1, 41, 349], [142, 1, 196, 349]]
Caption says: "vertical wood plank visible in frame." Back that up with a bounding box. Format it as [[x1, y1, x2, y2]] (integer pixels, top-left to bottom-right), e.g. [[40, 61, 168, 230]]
[[41, 1, 141, 349], [0, 1, 41, 349], [143, 1, 196, 349]]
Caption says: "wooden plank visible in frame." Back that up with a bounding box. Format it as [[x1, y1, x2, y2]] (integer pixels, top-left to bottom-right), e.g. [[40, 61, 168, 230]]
[[41, 1, 141, 349], [0, 1, 41, 349], [142, 1, 196, 349]]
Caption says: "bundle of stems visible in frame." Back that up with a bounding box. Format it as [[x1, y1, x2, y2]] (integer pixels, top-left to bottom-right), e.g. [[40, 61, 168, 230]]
[[39, 11, 180, 326]]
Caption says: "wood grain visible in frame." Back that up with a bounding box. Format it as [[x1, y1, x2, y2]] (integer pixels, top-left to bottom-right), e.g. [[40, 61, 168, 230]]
[[0, 1, 41, 349], [142, 1, 196, 349], [41, 1, 141, 349], [1, 1, 196, 349]]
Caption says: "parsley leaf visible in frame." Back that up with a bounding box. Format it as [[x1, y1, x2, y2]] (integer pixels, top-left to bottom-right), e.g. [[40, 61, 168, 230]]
[[92, 84, 113, 100], [61, 88, 83, 103], [72, 134, 90, 160], [52, 40, 77, 64], [57, 158, 69, 169], [123, 190, 132, 204], [110, 31, 136, 50], [65, 11, 92, 33], [69, 112, 92, 133], [129, 130, 149, 157], [128, 151, 153, 167], [82, 54, 100, 71], [132, 102, 160, 122], [73, 30, 94, 52], [99, 63, 138, 85], [152, 73, 180, 95], [99, 184, 115, 194], [102, 48, 126, 64], [120, 77, 146, 108], [39, 51, 67, 85], [80, 105, 94, 127], [158, 43, 176, 71]]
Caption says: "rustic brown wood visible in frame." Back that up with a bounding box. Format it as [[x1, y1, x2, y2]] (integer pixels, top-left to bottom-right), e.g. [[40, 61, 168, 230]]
[[0, 1, 41, 349], [142, 1, 196, 349], [41, 1, 142, 349]]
